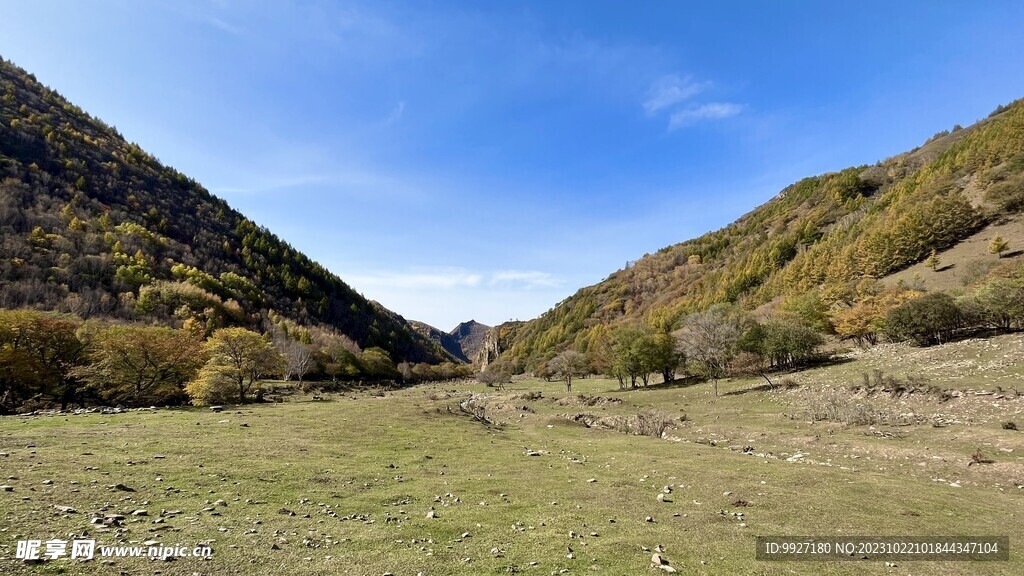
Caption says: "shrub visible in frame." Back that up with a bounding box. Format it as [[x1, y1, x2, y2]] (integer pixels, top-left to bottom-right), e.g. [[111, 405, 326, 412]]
[[884, 292, 963, 345], [626, 410, 677, 437]]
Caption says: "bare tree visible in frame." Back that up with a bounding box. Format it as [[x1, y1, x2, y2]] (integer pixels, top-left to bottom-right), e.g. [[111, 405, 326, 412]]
[[679, 307, 740, 396], [284, 341, 314, 384], [549, 350, 587, 393]]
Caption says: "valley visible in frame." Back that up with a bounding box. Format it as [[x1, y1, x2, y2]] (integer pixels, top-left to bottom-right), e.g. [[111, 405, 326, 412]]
[[1, 335, 1021, 575]]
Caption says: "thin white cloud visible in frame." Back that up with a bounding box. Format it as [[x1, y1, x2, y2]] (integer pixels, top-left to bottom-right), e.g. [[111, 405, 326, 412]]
[[643, 75, 709, 114], [384, 100, 405, 125], [489, 270, 562, 289], [205, 16, 245, 36], [345, 268, 562, 292], [348, 268, 483, 290], [668, 102, 743, 129]]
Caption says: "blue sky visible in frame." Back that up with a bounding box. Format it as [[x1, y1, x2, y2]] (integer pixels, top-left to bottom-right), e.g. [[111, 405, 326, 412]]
[[3, 1, 1024, 330]]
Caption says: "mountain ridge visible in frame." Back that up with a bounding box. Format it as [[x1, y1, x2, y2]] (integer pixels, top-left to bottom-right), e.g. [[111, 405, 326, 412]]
[[0, 56, 450, 365], [488, 98, 1024, 372], [408, 319, 492, 364]]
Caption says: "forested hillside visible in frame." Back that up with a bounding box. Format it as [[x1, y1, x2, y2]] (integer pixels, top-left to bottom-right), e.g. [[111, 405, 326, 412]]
[[0, 57, 448, 364], [497, 99, 1024, 372]]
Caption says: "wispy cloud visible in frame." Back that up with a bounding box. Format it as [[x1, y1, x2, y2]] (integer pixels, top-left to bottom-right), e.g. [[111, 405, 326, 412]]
[[643, 73, 743, 130], [209, 167, 422, 201], [384, 100, 405, 125], [489, 270, 562, 289], [204, 16, 245, 36], [348, 268, 484, 290], [346, 268, 562, 292], [668, 102, 744, 129], [643, 74, 708, 114]]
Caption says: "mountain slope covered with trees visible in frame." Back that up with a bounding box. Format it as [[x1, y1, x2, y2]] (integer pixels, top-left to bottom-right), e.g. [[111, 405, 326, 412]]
[[0, 57, 449, 365], [494, 99, 1024, 373]]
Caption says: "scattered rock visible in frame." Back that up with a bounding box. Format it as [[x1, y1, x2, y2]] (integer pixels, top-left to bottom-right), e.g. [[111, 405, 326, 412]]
[[132, 509, 149, 516], [111, 483, 135, 492], [1, 485, 13, 492], [211, 406, 223, 413], [54, 505, 77, 513], [426, 509, 437, 519], [652, 554, 677, 572]]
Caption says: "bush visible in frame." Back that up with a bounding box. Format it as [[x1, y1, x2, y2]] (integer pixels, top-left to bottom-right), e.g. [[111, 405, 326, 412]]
[[884, 292, 963, 346], [984, 172, 1024, 212], [625, 410, 677, 437], [185, 364, 237, 405]]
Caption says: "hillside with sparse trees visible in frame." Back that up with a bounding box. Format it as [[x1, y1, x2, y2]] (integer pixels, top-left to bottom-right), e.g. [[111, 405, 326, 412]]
[[0, 57, 452, 367], [491, 98, 1024, 377]]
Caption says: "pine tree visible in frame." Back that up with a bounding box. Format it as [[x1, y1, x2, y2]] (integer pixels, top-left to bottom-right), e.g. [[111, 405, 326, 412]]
[[990, 235, 1009, 258]]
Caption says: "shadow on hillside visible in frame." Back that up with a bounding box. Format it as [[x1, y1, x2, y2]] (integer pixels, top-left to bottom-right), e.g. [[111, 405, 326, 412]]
[[613, 376, 704, 393]]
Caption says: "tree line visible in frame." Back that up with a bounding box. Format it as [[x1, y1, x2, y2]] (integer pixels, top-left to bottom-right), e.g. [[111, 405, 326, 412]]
[[492, 260, 1024, 396], [0, 57, 446, 365], [0, 309, 471, 414]]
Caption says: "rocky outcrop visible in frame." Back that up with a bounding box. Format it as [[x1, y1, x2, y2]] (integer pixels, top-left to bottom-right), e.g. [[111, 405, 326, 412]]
[[475, 327, 502, 370], [449, 320, 490, 362], [408, 321, 468, 362]]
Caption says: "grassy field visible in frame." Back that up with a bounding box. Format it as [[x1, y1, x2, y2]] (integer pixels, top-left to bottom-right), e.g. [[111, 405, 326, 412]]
[[1, 337, 1022, 575]]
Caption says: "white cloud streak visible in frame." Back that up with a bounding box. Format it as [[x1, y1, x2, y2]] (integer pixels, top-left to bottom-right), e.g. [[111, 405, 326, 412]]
[[668, 102, 743, 129], [347, 269, 483, 290], [489, 270, 561, 289], [346, 268, 562, 292], [643, 74, 708, 114]]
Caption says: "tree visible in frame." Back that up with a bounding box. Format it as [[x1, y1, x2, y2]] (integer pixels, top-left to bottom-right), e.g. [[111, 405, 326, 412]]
[[549, 350, 587, 393], [0, 310, 87, 412], [609, 326, 651, 389], [959, 275, 1024, 331], [322, 344, 362, 382], [758, 320, 824, 370], [280, 340, 313, 383], [188, 328, 282, 404], [884, 292, 963, 346], [833, 289, 922, 346], [990, 235, 1009, 258], [75, 325, 204, 406], [926, 249, 940, 271], [477, 365, 511, 388], [649, 331, 685, 385], [360, 347, 399, 380], [679, 307, 740, 396]]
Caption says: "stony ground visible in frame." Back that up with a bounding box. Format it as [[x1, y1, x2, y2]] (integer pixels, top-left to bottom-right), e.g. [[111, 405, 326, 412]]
[[1, 336, 1022, 575]]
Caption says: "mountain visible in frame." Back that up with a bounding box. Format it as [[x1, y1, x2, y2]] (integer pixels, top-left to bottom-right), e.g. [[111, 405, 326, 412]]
[[449, 320, 491, 362], [409, 321, 468, 362], [409, 319, 492, 364], [0, 57, 449, 364], [493, 99, 1024, 371]]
